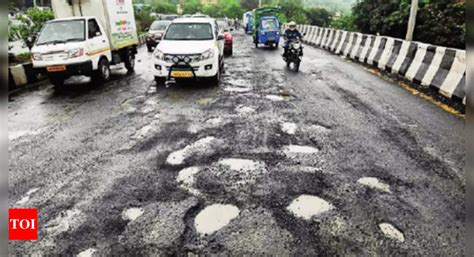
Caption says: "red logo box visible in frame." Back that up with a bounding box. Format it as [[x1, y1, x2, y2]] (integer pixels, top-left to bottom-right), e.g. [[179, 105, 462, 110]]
[[9, 208, 38, 240]]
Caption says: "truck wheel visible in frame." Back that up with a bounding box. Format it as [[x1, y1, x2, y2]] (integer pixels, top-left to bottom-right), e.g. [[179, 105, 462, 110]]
[[93, 58, 111, 83], [124, 51, 135, 72], [50, 77, 65, 89], [155, 76, 165, 86]]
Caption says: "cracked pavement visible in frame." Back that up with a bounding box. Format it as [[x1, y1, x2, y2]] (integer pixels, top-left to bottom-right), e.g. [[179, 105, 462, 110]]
[[9, 30, 464, 256]]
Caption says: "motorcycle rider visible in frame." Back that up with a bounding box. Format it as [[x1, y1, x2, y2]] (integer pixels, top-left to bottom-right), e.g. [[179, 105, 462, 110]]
[[283, 21, 303, 59]]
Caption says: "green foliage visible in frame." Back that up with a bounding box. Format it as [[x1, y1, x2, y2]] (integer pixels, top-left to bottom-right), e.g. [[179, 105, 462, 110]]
[[305, 7, 332, 26], [135, 9, 155, 34], [278, 0, 308, 24], [182, 0, 203, 14], [152, 0, 177, 13], [202, 4, 222, 17], [351, 0, 465, 49], [331, 14, 356, 31], [10, 7, 54, 49], [13, 52, 32, 65]]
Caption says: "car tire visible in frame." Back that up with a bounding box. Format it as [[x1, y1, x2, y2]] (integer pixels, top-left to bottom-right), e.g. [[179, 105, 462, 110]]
[[92, 58, 111, 83], [155, 76, 165, 86], [210, 65, 220, 86], [124, 50, 135, 73]]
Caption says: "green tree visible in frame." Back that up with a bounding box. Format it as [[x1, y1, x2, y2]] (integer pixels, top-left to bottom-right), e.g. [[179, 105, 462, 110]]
[[331, 14, 357, 31], [305, 7, 332, 26], [202, 4, 222, 17], [240, 0, 259, 10], [11, 7, 54, 49], [182, 0, 203, 14], [279, 0, 308, 24], [152, 0, 177, 13]]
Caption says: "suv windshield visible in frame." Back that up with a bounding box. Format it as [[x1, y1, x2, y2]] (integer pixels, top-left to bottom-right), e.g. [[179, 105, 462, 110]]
[[164, 23, 213, 40], [36, 20, 85, 45], [150, 21, 171, 31]]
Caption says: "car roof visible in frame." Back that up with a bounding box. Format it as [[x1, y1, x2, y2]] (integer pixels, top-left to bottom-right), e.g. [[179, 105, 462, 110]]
[[172, 17, 216, 24]]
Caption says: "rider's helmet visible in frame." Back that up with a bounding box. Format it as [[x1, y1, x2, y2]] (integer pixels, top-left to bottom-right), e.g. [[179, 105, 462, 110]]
[[288, 21, 297, 31]]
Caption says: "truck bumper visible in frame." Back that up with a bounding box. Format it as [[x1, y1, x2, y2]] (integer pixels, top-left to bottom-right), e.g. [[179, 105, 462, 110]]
[[35, 61, 93, 77]]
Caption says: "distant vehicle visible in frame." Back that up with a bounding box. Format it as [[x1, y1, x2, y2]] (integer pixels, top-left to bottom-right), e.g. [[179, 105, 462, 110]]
[[192, 13, 210, 18], [253, 7, 281, 49], [243, 11, 253, 34], [31, 0, 139, 88], [217, 20, 233, 56], [161, 14, 179, 21], [153, 18, 224, 86], [146, 20, 172, 52]]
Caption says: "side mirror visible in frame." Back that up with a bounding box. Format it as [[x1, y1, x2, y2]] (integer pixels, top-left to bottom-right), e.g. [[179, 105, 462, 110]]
[[230, 28, 234, 31], [224, 29, 229, 32], [217, 34, 224, 40]]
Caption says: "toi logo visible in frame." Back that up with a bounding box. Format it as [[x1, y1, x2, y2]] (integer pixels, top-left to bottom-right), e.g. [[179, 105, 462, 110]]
[[9, 208, 38, 240]]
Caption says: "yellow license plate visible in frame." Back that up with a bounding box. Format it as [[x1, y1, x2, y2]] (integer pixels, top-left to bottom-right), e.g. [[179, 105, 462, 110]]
[[47, 65, 66, 72], [171, 71, 193, 78]]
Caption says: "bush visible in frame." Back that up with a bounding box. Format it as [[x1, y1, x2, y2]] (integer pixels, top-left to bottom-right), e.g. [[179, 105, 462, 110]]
[[10, 7, 55, 49], [305, 8, 332, 27], [331, 14, 357, 31]]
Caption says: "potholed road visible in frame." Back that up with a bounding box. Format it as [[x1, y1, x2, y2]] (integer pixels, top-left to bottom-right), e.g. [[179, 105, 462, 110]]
[[9, 30, 464, 256]]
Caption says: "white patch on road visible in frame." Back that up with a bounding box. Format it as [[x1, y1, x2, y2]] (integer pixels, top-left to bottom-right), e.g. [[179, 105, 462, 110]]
[[281, 122, 298, 135], [379, 223, 405, 242], [266, 95, 286, 101], [235, 105, 255, 114], [77, 248, 97, 257], [218, 158, 265, 172], [15, 187, 40, 205], [167, 136, 218, 165], [177, 166, 201, 195], [357, 177, 391, 193], [206, 117, 222, 126], [224, 87, 251, 93], [45, 209, 84, 235], [287, 195, 334, 220], [131, 125, 155, 140], [9, 129, 43, 141], [309, 124, 331, 134], [122, 208, 144, 221], [283, 145, 319, 155], [195, 204, 240, 235]]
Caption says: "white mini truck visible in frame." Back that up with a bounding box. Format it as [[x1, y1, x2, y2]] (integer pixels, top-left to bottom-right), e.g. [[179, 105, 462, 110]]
[[153, 18, 225, 86], [31, 0, 139, 88]]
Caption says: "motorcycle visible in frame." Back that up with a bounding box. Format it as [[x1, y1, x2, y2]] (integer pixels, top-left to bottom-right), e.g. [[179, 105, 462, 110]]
[[283, 39, 304, 72]]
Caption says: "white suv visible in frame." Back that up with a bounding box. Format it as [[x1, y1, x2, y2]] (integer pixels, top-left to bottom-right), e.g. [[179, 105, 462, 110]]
[[153, 18, 224, 86]]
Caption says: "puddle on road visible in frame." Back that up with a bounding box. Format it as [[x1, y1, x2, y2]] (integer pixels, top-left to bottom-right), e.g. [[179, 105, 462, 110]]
[[9, 129, 44, 141], [281, 122, 298, 135], [218, 158, 266, 172], [167, 136, 219, 165], [287, 195, 334, 220], [357, 177, 391, 193], [266, 95, 286, 101], [379, 223, 405, 242], [177, 166, 201, 195], [45, 209, 85, 235], [235, 105, 255, 114], [77, 248, 97, 257], [194, 204, 240, 235], [122, 208, 144, 221], [283, 145, 319, 155], [15, 187, 40, 205], [224, 87, 252, 93]]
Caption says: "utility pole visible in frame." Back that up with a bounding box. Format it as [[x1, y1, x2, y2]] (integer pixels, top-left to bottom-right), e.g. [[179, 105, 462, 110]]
[[405, 0, 419, 41]]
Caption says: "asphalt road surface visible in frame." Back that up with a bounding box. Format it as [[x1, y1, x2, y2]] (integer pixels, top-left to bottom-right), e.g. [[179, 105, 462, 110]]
[[9, 30, 464, 256]]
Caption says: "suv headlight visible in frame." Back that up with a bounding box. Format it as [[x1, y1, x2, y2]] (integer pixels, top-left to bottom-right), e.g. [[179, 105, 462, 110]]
[[154, 49, 164, 60], [32, 53, 42, 61], [68, 48, 84, 58], [200, 48, 214, 61]]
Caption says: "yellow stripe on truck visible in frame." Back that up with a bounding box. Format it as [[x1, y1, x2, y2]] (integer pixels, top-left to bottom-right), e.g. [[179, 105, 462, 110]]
[[87, 48, 111, 56]]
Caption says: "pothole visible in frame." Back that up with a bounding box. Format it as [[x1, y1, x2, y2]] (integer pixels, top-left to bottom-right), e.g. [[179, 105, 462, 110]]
[[224, 87, 252, 93], [283, 145, 319, 155], [235, 105, 255, 114], [194, 204, 240, 235], [122, 208, 144, 221], [45, 209, 85, 236], [265, 95, 286, 101], [281, 122, 298, 135], [16, 187, 40, 205], [177, 166, 201, 195], [287, 195, 334, 220], [218, 158, 265, 172], [357, 177, 391, 193], [379, 223, 405, 242], [77, 248, 97, 257], [167, 136, 221, 165]]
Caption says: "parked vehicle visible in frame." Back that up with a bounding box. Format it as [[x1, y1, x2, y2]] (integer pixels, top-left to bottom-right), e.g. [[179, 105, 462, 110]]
[[153, 18, 224, 86], [191, 13, 210, 18], [283, 39, 303, 72], [243, 11, 253, 34], [146, 20, 172, 52], [31, 0, 138, 88], [217, 20, 233, 56], [253, 7, 280, 49]]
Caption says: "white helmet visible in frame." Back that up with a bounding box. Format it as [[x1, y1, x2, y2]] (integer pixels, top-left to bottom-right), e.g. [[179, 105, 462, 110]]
[[288, 21, 296, 30]]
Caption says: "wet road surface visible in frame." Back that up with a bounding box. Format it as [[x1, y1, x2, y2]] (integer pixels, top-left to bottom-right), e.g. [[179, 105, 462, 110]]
[[9, 30, 464, 255]]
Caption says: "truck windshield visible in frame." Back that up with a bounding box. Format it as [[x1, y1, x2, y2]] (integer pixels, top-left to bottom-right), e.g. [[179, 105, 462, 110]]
[[261, 19, 278, 30], [36, 20, 85, 45], [150, 21, 171, 31], [164, 23, 213, 40]]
